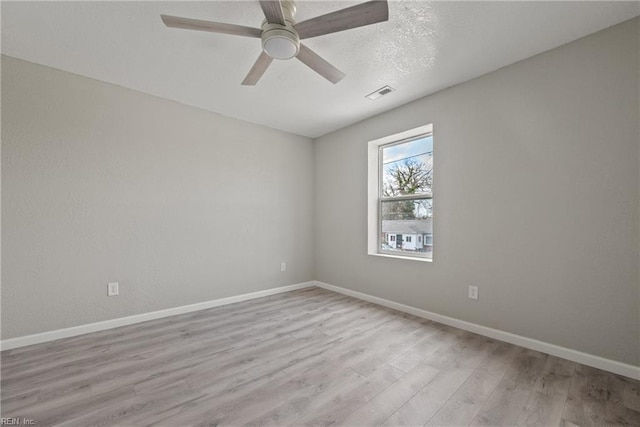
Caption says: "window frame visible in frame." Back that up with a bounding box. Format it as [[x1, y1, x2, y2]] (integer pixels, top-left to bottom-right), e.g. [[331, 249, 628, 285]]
[[367, 124, 433, 262]]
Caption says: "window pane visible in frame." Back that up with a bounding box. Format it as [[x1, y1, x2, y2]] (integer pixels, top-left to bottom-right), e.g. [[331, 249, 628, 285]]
[[381, 200, 432, 258], [382, 136, 433, 197], [381, 199, 432, 221]]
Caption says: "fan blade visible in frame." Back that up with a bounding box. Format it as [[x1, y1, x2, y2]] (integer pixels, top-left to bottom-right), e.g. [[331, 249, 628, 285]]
[[242, 52, 274, 85], [296, 44, 345, 84], [161, 15, 262, 38], [295, 0, 389, 39], [259, 0, 286, 25]]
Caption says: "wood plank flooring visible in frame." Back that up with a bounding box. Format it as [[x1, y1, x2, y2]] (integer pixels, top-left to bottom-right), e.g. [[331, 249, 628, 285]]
[[1, 287, 639, 426]]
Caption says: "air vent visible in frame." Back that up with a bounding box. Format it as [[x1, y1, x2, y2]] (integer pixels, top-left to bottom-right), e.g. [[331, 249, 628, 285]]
[[365, 85, 396, 100]]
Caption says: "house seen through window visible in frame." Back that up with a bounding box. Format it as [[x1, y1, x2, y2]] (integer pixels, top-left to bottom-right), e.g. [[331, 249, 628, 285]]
[[379, 131, 433, 259]]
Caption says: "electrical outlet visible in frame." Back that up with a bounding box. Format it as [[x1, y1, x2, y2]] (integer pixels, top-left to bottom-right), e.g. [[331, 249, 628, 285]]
[[468, 285, 478, 300], [108, 282, 119, 296], [281, 262, 287, 272]]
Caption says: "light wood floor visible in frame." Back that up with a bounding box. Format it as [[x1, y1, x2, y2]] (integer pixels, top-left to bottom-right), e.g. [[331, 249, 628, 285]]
[[1, 287, 639, 426]]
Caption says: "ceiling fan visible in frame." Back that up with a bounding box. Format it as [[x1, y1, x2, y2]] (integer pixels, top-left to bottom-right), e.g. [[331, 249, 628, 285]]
[[161, 0, 389, 85]]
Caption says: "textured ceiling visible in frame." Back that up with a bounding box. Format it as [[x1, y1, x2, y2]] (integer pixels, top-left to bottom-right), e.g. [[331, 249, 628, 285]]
[[2, 1, 639, 138]]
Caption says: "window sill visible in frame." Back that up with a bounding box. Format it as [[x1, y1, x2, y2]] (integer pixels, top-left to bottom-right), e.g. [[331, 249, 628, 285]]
[[368, 252, 433, 263]]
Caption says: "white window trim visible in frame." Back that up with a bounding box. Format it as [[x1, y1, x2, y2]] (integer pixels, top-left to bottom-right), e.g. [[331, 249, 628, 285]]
[[367, 124, 433, 262]]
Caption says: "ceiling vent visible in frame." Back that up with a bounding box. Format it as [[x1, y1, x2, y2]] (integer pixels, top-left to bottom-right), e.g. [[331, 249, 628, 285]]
[[365, 85, 395, 100]]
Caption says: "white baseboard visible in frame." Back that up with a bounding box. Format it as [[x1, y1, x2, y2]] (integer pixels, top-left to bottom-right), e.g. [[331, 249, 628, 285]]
[[3, 280, 637, 380], [0, 281, 315, 351], [314, 281, 640, 380]]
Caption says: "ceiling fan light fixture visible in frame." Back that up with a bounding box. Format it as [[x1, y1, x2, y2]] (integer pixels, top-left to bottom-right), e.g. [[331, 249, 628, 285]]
[[262, 27, 300, 59]]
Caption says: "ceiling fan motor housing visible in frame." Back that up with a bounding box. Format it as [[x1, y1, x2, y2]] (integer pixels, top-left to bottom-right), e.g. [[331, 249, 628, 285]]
[[261, 0, 299, 60]]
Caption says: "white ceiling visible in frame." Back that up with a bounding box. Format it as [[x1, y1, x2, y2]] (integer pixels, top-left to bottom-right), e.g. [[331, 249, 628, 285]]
[[2, 1, 639, 138]]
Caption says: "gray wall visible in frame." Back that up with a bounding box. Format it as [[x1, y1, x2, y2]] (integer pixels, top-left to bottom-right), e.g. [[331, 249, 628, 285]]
[[314, 18, 639, 365], [1, 56, 314, 339]]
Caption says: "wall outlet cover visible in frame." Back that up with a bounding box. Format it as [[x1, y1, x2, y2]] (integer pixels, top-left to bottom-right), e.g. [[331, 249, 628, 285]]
[[108, 282, 119, 297]]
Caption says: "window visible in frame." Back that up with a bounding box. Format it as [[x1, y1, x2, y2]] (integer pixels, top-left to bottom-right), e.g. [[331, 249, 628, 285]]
[[390, 235, 395, 242], [368, 124, 433, 261]]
